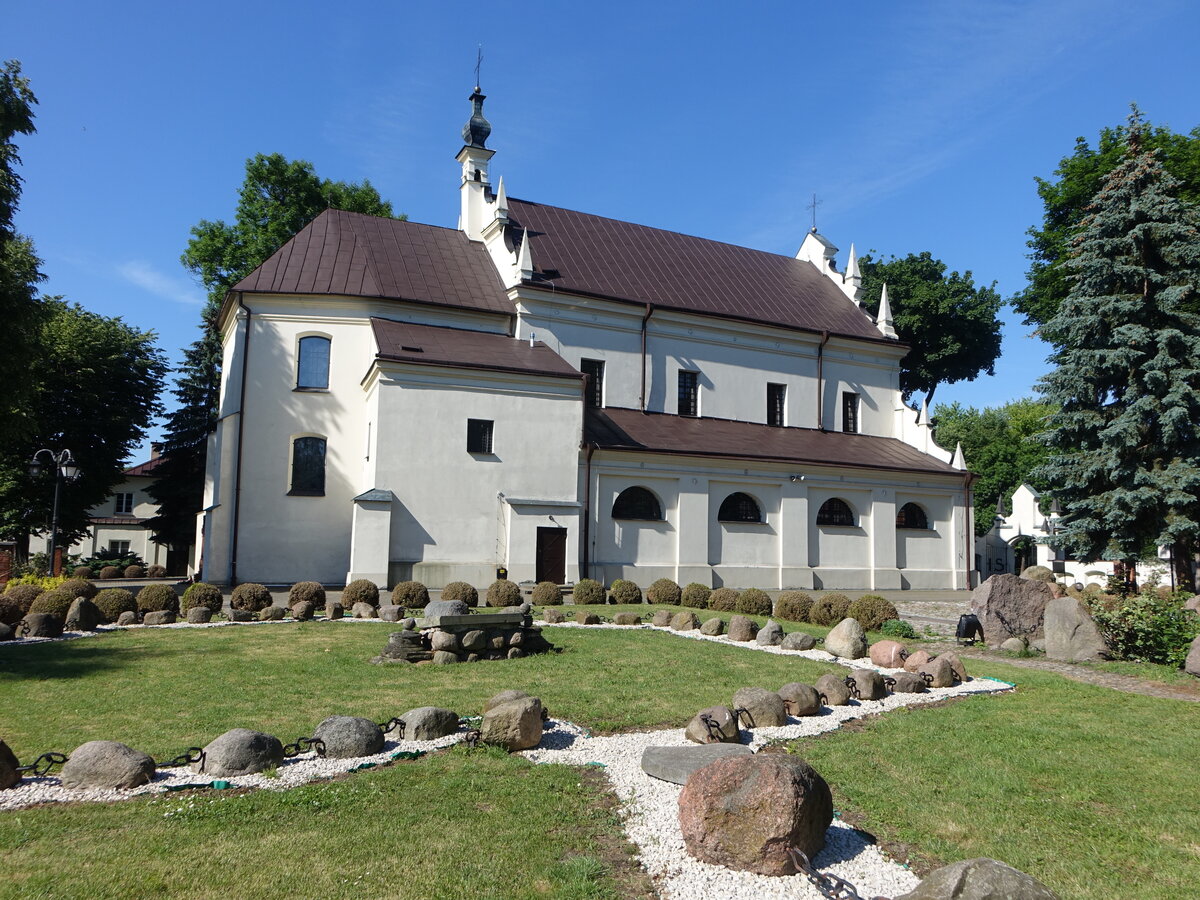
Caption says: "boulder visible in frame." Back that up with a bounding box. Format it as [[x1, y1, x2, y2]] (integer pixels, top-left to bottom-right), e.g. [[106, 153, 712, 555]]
[[60, 740, 155, 789], [777, 682, 821, 717], [21, 614, 63, 638], [480, 696, 543, 751], [903, 649, 933, 672], [970, 573, 1053, 646], [1184, 595, 1200, 614], [431, 650, 460, 664], [378, 630, 431, 663], [1185, 635, 1200, 678], [670, 611, 700, 631], [640, 743, 752, 785], [400, 617, 417, 630], [825, 617, 868, 659], [378, 604, 403, 622], [228, 609, 253, 622], [0, 623, 12, 642], [575, 611, 601, 625], [352, 602, 377, 619], [543, 608, 565, 624], [781, 631, 816, 651], [869, 639, 907, 668], [290, 601, 315, 621], [193, 728, 284, 777], [678, 754, 833, 875], [700, 617, 725, 636], [1043, 596, 1109, 662], [1, 739, 22, 789], [313, 716, 385, 758], [939, 651, 968, 682], [727, 615, 758, 642], [324, 601, 344, 620], [400, 707, 460, 741], [684, 705, 741, 744], [144, 610, 177, 626], [461, 629, 487, 651], [890, 671, 928, 693], [258, 606, 284, 621], [815, 673, 851, 706], [731, 687, 788, 727], [187, 606, 213, 624], [613, 612, 642, 626], [651, 610, 673, 627], [1000, 637, 1027, 653], [896, 857, 1061, 900], [484, 690, 529, 713], [422, 599, 470, 622], [919, 656, 957, 688], [755, 619, 784, 646], [848, 668, 888, 701], [430, 630, 460, 652], [64, 598, 102, 632], [116, 611, 138, 626], [507, 647, 526, 659]]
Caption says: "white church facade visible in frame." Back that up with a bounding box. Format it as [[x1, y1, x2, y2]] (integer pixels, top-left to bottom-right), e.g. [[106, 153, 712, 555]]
[[198, 88, 975, 591]]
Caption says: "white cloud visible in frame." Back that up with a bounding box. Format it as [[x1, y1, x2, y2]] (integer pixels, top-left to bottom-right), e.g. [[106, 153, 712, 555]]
[[116, 260, 204, 306]]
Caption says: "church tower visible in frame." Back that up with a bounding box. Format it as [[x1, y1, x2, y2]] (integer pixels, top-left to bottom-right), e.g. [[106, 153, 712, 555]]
[[456, 84, 495, 241]]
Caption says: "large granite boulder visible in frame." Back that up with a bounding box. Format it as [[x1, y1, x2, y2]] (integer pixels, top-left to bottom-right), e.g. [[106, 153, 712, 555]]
[[187, 606, 213, 624], [1043, 597, 1109, 662], [64, 598, 102, 632], [431, 650, 460, 664], [938, 651, 968, 682], [781, 631, 816, 651], [378, 604, 404, 622], [313, 716, 385, 758], [869, 639, 908, 668], [1185, 635, 1200, 678], [613, 612, 642, 626], [483, 690, 529, 713], [700, 617, 725, 636], [145, 610, 177, 626], [825, 617, 867, 659], [1000, 637, 1027, 653], [970, 573, 1053, 646], [756, 619, 784, 646], [731, 687, 787, 727], [543, 608, 565, 624], [352, 602, 377, 619], [375, 630, 432, 663], [684, 705, 741, 744], [727, 615, 758, 642], [422, 599, 469, 622], [890, 671, 928, 693], [21, 613, 63, 638], [777, 682, 821, 717], [227, 609, 253, 622], [815, 673, 851, 706], [258, 605, 285, 621], [651, 610, 673, 627], [1, 739, 22, 789], [480, 696, 543, 751], [848, 668, 887, 701], [575, 611, 601, 625], [194, 728, 284, 776], [678, 754, 833, 875], [290, 601, 315, 621], [640, 744, 751, 785], [670, 611, 700, 631], [325, 601, 344, 620], [896, 857, 1060, 900], [116, 611, 138, 626], [903, 649, 933, 672], [1184, 595, 1200, 614], [430, 631, 460, 652], [60, 740, 155, 789], [400, 706, 460, 741], [919, 656, 957, 688]]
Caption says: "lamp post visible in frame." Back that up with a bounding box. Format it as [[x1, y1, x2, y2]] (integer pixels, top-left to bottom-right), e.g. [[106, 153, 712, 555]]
[[29, 449, 81, 576]]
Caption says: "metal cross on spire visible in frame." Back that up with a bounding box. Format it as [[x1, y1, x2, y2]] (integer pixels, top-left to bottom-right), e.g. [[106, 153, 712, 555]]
[[807, 193, 821, 231], [474, 45, 483, 90]]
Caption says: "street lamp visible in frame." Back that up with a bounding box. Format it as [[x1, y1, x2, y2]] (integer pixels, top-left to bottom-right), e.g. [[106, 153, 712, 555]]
[[29, 449, 81, 576]]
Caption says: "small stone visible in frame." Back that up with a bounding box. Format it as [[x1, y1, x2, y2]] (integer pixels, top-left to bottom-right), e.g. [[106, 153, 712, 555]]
[[352, 602, 377, 619], [312, 716, 385, 759], [781, 631, 816, 651], [60, 740, 156, 789], [324, 601, 344, 620], [848, 668, 887, 701], [507, 629, 524, 646], [378, 604, 403, 622], [258, 605, 284, 621], [1, 740, 22, 789], [194, 728, 284, 777], [290, 601, 315, 621], [640, 743, 752, 785], [919, 656, 957, 688], [480, 696, 543, 751], [896, 857, 1061, 900], [1000, 637, 1027, 653], [825, 617, 868, 659], [507, 647, 526, 659], [400, 707, 460, 740], [431, 630, 460, 652], [431, 650, 460, 664], [815, 673, 851, 706], [869, 639, 907, 668], [755, 620, 784, 646], [700, 617, 725, 636], [903, 649, 932, 672], [651, 610, 673, 627], [489, 633, 507, 650], [543, 608, 565, 624], [144, 610, 176, 626], [778, 682, 822, 716], [727, 615, 758, 642], [0, 623, 12, 642], [731, 687, 788, 726], [187, 606, 212, 624], [684, 705, 741, 744], [484, 690, 529, 713], [461, 629, 487, 651], [890, 672, 928, 693], [228, 609, 253, 622], [670, 611, 700, 631], [575, 610, 600, 625], [65, 598, 102, 631], [613, 612, 642, 625], [20, 614, 63, 638], [401, 617, 417, 630], [116, 611, 137, 626]]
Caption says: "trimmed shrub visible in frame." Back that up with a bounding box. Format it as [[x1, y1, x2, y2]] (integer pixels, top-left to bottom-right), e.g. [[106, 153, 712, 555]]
[[880, 618, 918, 639], [342, 579, 380, 608], [773, 590, 813, 623], [681, 582, 711, 609], [709, 588, 739, 611], [848, 594, 900, 631], [289, 581, 326, 606], [1, 583, 44, 624], [609, 579, 642, 604], [1085, 589, 1200, 666], [99, 566, 121, 580], [736, 588, 772, 616], [30, 588, 75, 620], [147, 564, 167, 578], [72, 565, 93, 578], [646, 578, 682, 606], [182, 582, 224, 614], [486, 579, 521, 608], [809, 593, 851, 626], [573, 579, 605, 605], [94, 588, 137, 623], [230, 582, 272, 613], [441, 581, 479, 607], [124, 565, 145, 578], [137, 583, 179, 614], [531, 581, 563, 605], [392, 581, 430, 609], [59, 577, 98, 600]]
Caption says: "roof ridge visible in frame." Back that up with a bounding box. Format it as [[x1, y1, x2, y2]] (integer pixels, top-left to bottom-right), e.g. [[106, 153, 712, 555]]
[[599, 407, 905, 442]]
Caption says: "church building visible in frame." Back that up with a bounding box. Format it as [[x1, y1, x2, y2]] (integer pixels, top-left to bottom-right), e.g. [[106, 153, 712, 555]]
[[198, 88, 975, 590]]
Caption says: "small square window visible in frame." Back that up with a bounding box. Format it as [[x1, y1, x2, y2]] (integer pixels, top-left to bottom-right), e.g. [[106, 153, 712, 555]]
[[467, 419, 494, 454], [115, 492, 134, 515]]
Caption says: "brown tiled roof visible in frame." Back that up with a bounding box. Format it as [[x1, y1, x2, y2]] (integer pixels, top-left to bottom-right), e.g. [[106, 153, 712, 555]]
[[123, 457, 166, 477], [90, 516, 150, 526], [585, 407, 962, 476], [234, 209, 513, 316], [371, 319, 581, 380], [507, 199, 887, 341]]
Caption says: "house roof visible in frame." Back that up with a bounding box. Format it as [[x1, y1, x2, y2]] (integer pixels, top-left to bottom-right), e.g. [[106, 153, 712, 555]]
[[371, 318, 582, 380], [584, 407, 962, 476], [89, 516, 150, 526], [234, 209, 513, 316], [123, 456, 167, 477], [506, 199, 887, 341]]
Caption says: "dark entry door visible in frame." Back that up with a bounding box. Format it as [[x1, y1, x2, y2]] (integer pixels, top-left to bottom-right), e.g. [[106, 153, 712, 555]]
[[536, 527, 567, 584]]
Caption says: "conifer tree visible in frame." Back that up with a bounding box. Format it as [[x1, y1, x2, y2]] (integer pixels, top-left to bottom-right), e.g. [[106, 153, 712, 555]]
[[1035, 110, 1200, 581]]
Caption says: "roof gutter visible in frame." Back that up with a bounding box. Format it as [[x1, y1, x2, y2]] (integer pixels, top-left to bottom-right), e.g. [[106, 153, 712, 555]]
[[816, 330, 830, 431], [639, 303, 654, 412], [229, 292, 251, 586]]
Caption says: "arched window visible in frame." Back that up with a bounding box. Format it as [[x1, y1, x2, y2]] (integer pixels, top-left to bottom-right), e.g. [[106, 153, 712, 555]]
[[612, 486, 662, 521], [816, 498, 855, 527], [896, 502, 929, 529], [718, 492, 761, 523], [297, 335, 331, 390], [290, 436, 326, 495]]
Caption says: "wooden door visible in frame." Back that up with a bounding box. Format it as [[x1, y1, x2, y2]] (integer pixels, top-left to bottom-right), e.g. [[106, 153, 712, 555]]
[[536, 527, 567, 584]]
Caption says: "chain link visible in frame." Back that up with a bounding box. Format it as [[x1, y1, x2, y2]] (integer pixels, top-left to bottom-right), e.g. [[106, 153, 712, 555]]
[[378, 717, 406, 739], [733, 706, 756, 728], [15, 751, 67, 776], [788, 848, 892, 900], [156, 747, 207, 769], [282, 737, 326, 758], [842, 676, 861, 700], [698, 712, 723, 741], [463, 728, 482, 749]]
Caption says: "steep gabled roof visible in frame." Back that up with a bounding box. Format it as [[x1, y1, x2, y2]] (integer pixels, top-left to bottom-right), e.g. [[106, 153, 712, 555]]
[[234, 209, 513, 316], [123, 456, 167, 477], [506, 199, 886, 341], [371, 318, 581, 380]]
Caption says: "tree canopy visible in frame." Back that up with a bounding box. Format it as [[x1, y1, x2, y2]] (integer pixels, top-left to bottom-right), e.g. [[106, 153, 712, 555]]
[[858, 251, 1003, 407]]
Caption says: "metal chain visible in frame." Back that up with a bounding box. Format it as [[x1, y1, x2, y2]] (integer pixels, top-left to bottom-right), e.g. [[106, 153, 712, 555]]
[[698, 712, 723, 741], [788, 848, 892, 900], [733, 706, 756, 729], [882, 676, 896, 691], [378, 717, 406, 739], [156, 747, 206, 769], [282, 737, 326, 758], [842, 676, 861, 700], [15, 751, 67, 776], [463, 728, 482, 749]]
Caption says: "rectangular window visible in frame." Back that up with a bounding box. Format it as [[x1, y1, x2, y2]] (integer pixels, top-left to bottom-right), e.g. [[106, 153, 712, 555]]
[[767, 383, 786, 427], [580, 358, 605, 408], [296, 335, 331, 390], [467, 418, 494, 454], [678, 370, 699, 417], [289, 436, 327, 495], [114, 492, 134, 515], [842, 391, 860, 434], [108, 540, 131, 556]]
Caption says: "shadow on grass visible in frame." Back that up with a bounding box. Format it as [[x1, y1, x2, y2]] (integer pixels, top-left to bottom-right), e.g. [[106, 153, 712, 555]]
[[0, 632, 235, 681]]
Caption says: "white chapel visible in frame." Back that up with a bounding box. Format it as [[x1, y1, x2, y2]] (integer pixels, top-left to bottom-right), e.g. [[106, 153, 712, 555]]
[[198, 87, 975, 590]]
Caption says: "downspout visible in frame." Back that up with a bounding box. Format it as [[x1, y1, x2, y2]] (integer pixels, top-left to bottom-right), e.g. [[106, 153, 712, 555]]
[[962, 473, 973, 590], [229, 292, 251, 586], [816, 331, 830, 431], [639, 303, 654, 412], [581, 442, 597, 580]]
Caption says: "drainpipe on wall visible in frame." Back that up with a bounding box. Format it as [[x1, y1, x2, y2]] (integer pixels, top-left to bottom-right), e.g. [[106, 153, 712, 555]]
[[816, 330, 830, 431], [639, 303, 654, 412], [581, 442, 597, 579], [229, 292, 251, 586], [962, 473, 974, 590]]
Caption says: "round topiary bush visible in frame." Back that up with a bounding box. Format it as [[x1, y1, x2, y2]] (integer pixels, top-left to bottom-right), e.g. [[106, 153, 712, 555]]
[[30, 588, 74, 620], [441, 581, 479, 607], [709, 587, 739, 611], [736, 588, 772, 616], [773, 590, 813, 622], [342, 579, 380, 608], [680, 583, 711, 609], [182, 582, 224, 614], [2, 583, 44, 624], [848, 594, 900, 631], [609, 579, 642, 604], [289, 581, 326, 606], [124, 565, 145, 578], [392, 581, 430, 609], [99, 566, 121, 580], [147, 564, 167, 578], [94, 588, 137, 623], [137, 583, 179, 615], [531, 581, 563, 605], [486, 579, 521, 608], [646, 578, 682, 605], [59, 578, 97, 600], [73, 565, 93, 579], [573, 579, 605, 605], [808, 593, 851, 626], [880, 618, 918, 639], [230, 582, 272, 612]]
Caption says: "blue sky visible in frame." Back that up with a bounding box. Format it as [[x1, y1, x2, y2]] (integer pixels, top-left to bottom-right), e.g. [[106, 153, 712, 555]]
[[9, 0, 1199, 460]]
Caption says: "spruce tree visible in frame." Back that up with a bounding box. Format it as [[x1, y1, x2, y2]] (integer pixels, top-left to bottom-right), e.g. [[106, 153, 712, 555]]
[[1035, 110, 1200, 578]]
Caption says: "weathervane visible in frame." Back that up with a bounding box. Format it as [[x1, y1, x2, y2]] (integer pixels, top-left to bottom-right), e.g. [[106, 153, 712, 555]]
[[807, 193, 821, 231]]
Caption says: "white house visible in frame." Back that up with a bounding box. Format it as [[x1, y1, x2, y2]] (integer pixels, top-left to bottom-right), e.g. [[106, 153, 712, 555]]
[[198, 87, 975, 590]]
